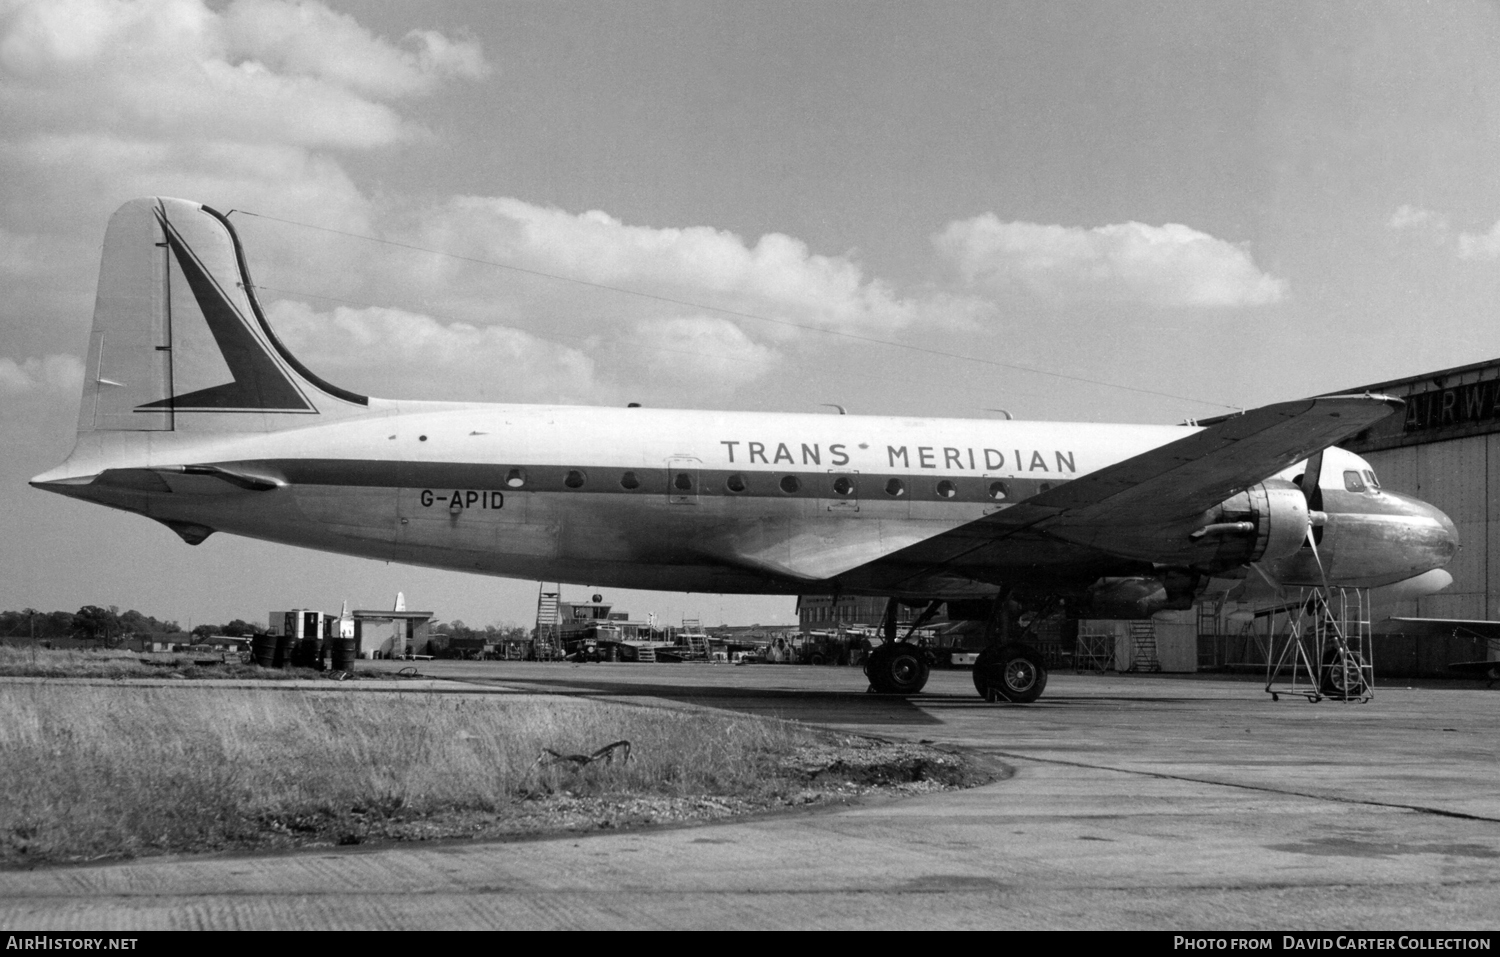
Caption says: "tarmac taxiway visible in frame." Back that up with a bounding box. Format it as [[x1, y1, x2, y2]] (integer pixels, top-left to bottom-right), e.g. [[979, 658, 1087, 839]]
[[2, 664, 1497, 930]]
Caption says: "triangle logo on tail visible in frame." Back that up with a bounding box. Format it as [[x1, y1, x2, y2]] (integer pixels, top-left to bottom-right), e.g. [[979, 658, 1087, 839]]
[[137, 212, 313, 413]]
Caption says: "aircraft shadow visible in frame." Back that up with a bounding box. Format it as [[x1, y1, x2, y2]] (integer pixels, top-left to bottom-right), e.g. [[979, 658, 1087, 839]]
[[462, 673, 951, 726]]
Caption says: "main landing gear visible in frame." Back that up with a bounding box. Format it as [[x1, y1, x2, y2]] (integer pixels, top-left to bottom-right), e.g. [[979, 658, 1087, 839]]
[[864, 641, 931, 694], [864, 598, 941, 694], [972, 642, 1048, 703], [970, 593, 1053, 704], [861, 594, 1053, 703]]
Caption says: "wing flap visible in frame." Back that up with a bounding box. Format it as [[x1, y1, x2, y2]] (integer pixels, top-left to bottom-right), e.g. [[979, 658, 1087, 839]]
[[719, 519, 941, 582]]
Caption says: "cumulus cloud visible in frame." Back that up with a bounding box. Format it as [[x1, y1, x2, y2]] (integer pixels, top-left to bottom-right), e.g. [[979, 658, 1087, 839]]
[[1386, 204, 1500, 260], [221, 0, 489, 99], [410, 196, 969, 335], [266, 301, 600, 403], [0, 0, 491, 384], [0, 354, 83, 394], [1386, 205, 1500, 261], [616, 317, 780, 395], [0, 0, 486, 149], [933, 215, 1286, 308], [1389, 204, 1449, 236], [1457, 221, 1500, 261]]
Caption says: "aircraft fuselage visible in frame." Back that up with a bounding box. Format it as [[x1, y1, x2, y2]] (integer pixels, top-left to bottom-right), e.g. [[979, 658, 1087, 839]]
[[35, 401, 1456, 602]]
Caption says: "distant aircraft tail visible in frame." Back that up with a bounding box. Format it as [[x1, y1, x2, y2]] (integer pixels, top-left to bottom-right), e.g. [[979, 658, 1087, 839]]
[[76, 197, 367, 435]]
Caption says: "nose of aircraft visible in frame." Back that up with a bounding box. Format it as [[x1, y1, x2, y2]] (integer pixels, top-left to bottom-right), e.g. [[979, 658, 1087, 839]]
[[1386, 489, 1459, 573]]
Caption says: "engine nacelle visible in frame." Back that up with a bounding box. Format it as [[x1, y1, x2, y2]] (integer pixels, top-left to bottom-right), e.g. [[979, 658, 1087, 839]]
[[1047, 477, 1311, 572], [1076, 569, 1202, 619], [1196, 478, 1311, 569]]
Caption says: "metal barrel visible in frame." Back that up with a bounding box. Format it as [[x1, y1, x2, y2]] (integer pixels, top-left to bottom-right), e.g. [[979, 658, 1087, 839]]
[[293, 636, 322, 668], [250, 633, 279, 667], [330, 637, 357, 672], [274, 633, 294, 668]]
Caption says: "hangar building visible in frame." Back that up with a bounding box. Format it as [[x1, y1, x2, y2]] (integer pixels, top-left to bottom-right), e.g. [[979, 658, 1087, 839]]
[[1196, 359, 1500, 678], [1336, 358, 1500, 622]]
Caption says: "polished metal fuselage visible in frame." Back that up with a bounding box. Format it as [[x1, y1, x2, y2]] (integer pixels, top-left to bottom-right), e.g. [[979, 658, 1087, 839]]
[[34, 402, 1459, 601]]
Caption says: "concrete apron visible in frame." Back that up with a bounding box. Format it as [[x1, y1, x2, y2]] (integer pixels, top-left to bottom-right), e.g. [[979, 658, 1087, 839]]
[[2, 670, 1497, 930]]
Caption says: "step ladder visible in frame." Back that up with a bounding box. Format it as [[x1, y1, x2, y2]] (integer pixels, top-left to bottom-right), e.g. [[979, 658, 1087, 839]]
[[681, 619, 707, 658], [533, 586, 563, 660], [1265, 586, 1373, 702], [1126, 621, 1161, 672], [634, 645, 657, 663], [1195, 597, 1223, 670]]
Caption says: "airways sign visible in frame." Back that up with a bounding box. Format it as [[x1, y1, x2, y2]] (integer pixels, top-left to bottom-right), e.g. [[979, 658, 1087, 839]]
[[1403, 380, 1500, 436]]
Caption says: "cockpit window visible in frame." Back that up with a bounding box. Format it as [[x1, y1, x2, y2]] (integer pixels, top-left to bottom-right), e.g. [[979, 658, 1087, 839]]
[[1343, 470, 1367, 493], [1364, 469, 1381, 489]]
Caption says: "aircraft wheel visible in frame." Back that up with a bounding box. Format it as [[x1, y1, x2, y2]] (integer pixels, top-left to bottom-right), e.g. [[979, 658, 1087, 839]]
[[1320, 649, 1367, 699], [973, 643, 1049, 703], [865, 643, 931, 694]]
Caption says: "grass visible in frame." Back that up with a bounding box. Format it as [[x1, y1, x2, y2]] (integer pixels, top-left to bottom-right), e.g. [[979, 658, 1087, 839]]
[[0, 645, 300, 681], [0, 682, 976, 868]]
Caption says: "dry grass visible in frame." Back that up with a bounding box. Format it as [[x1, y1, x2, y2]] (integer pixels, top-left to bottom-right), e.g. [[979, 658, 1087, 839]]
[[0, 645, 297, 681], [0, 683, 974, 868]]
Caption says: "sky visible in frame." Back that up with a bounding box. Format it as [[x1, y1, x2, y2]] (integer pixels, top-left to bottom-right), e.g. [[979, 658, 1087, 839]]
[[4, 0, 1500, 630]]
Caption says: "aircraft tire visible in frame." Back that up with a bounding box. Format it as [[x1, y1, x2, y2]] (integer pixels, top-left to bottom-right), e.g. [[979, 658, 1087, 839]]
[[973, 642, 1048, 703], [865, 643, 931, 694], [1320, 648, 1367, 699]]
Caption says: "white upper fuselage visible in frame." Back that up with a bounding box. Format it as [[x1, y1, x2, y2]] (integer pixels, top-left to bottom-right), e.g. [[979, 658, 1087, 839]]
[[39, 401, 1196, 596]]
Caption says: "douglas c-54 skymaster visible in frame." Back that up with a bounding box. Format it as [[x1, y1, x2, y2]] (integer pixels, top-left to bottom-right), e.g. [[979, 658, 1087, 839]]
[[32, 198, 1460, 702]]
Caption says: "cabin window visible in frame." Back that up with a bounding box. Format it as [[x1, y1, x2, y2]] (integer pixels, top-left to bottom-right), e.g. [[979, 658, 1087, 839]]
[[1343, 470, 1367, 493], [779, 475, 801, 494], [1364, 469, 1381, 489], [673, 472, 694, 492], [885, 478, 905, 497], [726, 473, 747, 493], [1038, 482, 1052, 493], [936, 480, 957, 499], [832, 476, 854, 496], [620, 471, 640, 490], [565, 469, 587, 489], [505, 468, 526, 488], [987, 481, 1008, 501]]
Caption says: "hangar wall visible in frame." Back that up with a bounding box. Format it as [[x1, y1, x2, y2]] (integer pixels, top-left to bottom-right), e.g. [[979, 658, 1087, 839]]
[[1339, 357, 1500, 622]]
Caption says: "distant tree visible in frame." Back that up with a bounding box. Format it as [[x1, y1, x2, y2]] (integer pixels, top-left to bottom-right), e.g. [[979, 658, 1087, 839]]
[[221, 619, 265, 637], [72, 605, 121, 645], [44, 611, 75, 638]]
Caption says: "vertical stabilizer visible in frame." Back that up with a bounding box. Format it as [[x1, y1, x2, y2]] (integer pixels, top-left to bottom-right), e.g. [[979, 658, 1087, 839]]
[[80, 198, 173, 431], [77, 197, 367, 436]]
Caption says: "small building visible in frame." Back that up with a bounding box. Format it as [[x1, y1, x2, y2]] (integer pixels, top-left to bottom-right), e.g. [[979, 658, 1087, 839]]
[[269, 602, 435, 658]]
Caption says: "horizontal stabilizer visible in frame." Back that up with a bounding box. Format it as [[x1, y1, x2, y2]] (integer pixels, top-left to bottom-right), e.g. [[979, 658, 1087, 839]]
[[157, 463, 286, 491]]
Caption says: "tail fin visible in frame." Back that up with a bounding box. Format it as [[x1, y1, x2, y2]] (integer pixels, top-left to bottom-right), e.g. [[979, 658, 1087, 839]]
[[77, 197, 366, 434]]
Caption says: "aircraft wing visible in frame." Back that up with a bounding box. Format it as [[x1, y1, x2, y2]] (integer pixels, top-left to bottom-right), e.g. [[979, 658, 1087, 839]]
[[1025, 393, 1403, 527], [876, 394, 1403, 578]]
